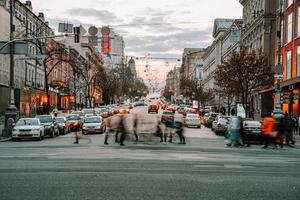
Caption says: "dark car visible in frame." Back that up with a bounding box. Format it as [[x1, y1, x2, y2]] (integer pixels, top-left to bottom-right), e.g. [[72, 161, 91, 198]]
[[206, 113, 219, 128], [66, 114, 82, 132], [148, 104, 158, 114], [161, 111, 174, 124], [56, 117, 70, 135], [241, 120, 263, 143], [35, 115, 59, 137]]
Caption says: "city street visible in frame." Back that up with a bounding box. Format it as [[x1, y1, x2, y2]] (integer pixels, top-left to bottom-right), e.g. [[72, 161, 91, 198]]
[[0, 107, 299, 200]]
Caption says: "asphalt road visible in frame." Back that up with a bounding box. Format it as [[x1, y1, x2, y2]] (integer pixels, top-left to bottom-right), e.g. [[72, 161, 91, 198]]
[[0, 107, 299, 200]]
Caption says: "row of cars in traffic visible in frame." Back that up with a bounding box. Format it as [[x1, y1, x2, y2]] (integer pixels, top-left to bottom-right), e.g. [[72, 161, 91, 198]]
[[202, 112, 263, 143], [157, 104, 263, 144], [11, 104, 134, 141]]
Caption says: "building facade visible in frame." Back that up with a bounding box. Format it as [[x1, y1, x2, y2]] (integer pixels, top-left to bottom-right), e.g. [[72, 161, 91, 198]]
[[0, 0, 53, 117], [202, 19, 239, 106], [278, 0, 300, 116], [240, 0, 277, 118]]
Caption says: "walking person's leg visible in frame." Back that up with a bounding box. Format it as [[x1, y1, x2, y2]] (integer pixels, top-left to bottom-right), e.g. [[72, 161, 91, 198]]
[[119, 131, 126, 146], [104, 130, 109, 145]]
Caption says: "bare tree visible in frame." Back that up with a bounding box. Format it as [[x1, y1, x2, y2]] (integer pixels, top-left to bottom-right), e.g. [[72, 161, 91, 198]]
[[214, 46, 273, 117]]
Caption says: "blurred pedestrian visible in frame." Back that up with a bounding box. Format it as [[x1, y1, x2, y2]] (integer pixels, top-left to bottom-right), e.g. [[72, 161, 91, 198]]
[[117, 115, 127, 146], [276, 117, 285, 148], [133, 114, 139, 142], [284, 114, 295, 148], [226, 116, 244, 147], [175, 121, 185, 144], [262, 113, 277, 149]]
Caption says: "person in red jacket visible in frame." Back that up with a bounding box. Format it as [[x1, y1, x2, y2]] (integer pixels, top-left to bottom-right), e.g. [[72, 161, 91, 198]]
[[262, 113, 277, 149]]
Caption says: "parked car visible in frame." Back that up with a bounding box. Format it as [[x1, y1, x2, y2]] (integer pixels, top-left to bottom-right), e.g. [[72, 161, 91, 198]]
[[148, 104, 159, 114], [206, 113, 219, 128], [66, 114, 82, 132], [241, 120, 263, 143], [212, 115, 230, 135], [185, 114, 201, 128], [12, 118, 44, 141], [161, 111, 174, 124], [82, 116, 106, 134], [55, 117, 70, 135], [81, 108, 95, 115], [71, 111, 84, 121], [201, 113, 210, 125], [35, 115, 59, 137]]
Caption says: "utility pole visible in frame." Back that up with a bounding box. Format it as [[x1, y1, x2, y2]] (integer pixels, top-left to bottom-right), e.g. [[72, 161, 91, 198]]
[[5, 0, 19, 131], [273, 0, 284, 119]]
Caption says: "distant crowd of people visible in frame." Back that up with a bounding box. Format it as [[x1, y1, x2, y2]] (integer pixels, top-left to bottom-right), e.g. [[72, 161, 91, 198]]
[[103, 114, 186, 146]]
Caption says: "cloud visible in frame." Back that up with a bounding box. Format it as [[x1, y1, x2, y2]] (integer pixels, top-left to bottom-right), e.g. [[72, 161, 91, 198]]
[[67, 8, 122, 24], [125, 27, 212, 57]]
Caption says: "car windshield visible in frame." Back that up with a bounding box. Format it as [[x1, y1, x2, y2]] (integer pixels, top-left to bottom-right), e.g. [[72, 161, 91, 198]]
[[72, 111, 84, 116], [163, 112, 173, 115], [85, 117, 101, 123], [66, 115, 80, 121], [244, 121, 261, 127], [36, 115, 52, 123], [187, 114, 199, 118], [82, 109, 94, 114], [56, 118, 65, 123], [16, 119, 39, 126]]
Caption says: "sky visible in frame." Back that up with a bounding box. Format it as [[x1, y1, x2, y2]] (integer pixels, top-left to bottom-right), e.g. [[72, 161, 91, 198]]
[[25, 0, 243, 85]]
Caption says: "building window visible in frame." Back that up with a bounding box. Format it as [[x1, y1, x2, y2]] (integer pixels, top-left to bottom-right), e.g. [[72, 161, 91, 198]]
[[298, 7, 300, 37], [287, 13, 293, 43], [297, 46, 300, 76], [287, 50, 292, 79]]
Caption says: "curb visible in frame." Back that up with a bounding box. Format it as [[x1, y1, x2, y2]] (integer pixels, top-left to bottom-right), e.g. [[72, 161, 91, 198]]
[[0, 137, 11, 142]]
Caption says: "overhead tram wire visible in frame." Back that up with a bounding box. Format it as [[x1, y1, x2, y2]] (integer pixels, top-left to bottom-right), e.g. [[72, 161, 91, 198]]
[[108, 21, 214, 28]]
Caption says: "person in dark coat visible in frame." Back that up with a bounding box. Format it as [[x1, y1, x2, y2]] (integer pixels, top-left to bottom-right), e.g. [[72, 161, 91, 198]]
[[284, 114, 295, 148]]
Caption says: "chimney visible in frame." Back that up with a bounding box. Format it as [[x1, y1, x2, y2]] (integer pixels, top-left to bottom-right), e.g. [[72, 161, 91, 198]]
[[25, 1, 32, 11], [45, 21, 49, 26], [38, 12, 44, 21]]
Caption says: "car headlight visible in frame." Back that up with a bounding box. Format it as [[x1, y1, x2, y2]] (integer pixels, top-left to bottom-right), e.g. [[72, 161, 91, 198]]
[[82, 126, 87, 130], [12, 128, 17, 132], [95, 125, 101, 129]]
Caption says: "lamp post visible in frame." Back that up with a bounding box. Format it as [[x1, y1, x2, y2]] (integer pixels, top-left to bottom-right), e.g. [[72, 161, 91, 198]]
[[273, 0, 284, 119], [5, 0, 19, 131]]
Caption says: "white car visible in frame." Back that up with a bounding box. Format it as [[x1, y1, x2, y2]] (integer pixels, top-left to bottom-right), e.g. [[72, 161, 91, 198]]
[[185, 114, 201, 128], [82, 116, 106, 134], [12, 118, 44, 141]]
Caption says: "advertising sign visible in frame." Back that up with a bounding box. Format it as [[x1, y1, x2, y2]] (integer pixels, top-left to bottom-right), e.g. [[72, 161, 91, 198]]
[[101, 26, 111, 54]]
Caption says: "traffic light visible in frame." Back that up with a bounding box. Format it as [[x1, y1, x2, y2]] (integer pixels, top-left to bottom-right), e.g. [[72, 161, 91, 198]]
[[74, 27, 80, 43], [280, 93, 284, 104]]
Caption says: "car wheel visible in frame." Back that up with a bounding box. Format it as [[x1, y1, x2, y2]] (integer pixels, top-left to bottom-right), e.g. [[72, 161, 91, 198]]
[[50, 130, 54, 138], [82, 131, 86, 135], [12, 138, 16, 142]]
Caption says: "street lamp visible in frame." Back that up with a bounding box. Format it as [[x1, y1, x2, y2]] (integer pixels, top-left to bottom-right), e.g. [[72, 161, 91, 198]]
[[5, 0, 19, 132], [273, 0, 284, 119]]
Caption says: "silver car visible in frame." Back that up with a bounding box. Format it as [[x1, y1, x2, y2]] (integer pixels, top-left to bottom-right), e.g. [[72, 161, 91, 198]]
[[185, 114, 201, 128], [12, 118, 44, 141], [82, 116, 106, 134]]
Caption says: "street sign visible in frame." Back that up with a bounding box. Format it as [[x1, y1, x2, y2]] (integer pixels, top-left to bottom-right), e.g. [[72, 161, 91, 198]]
[[0, 41, 28, 55], [274, 74, 284, 79], [58, 23, 73, 33], [274, 64, 284, 74], [88, 36, 98, 46]]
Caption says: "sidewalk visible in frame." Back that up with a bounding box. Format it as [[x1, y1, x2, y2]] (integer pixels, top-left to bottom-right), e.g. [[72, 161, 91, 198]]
[[0, 125, 11, 142]]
